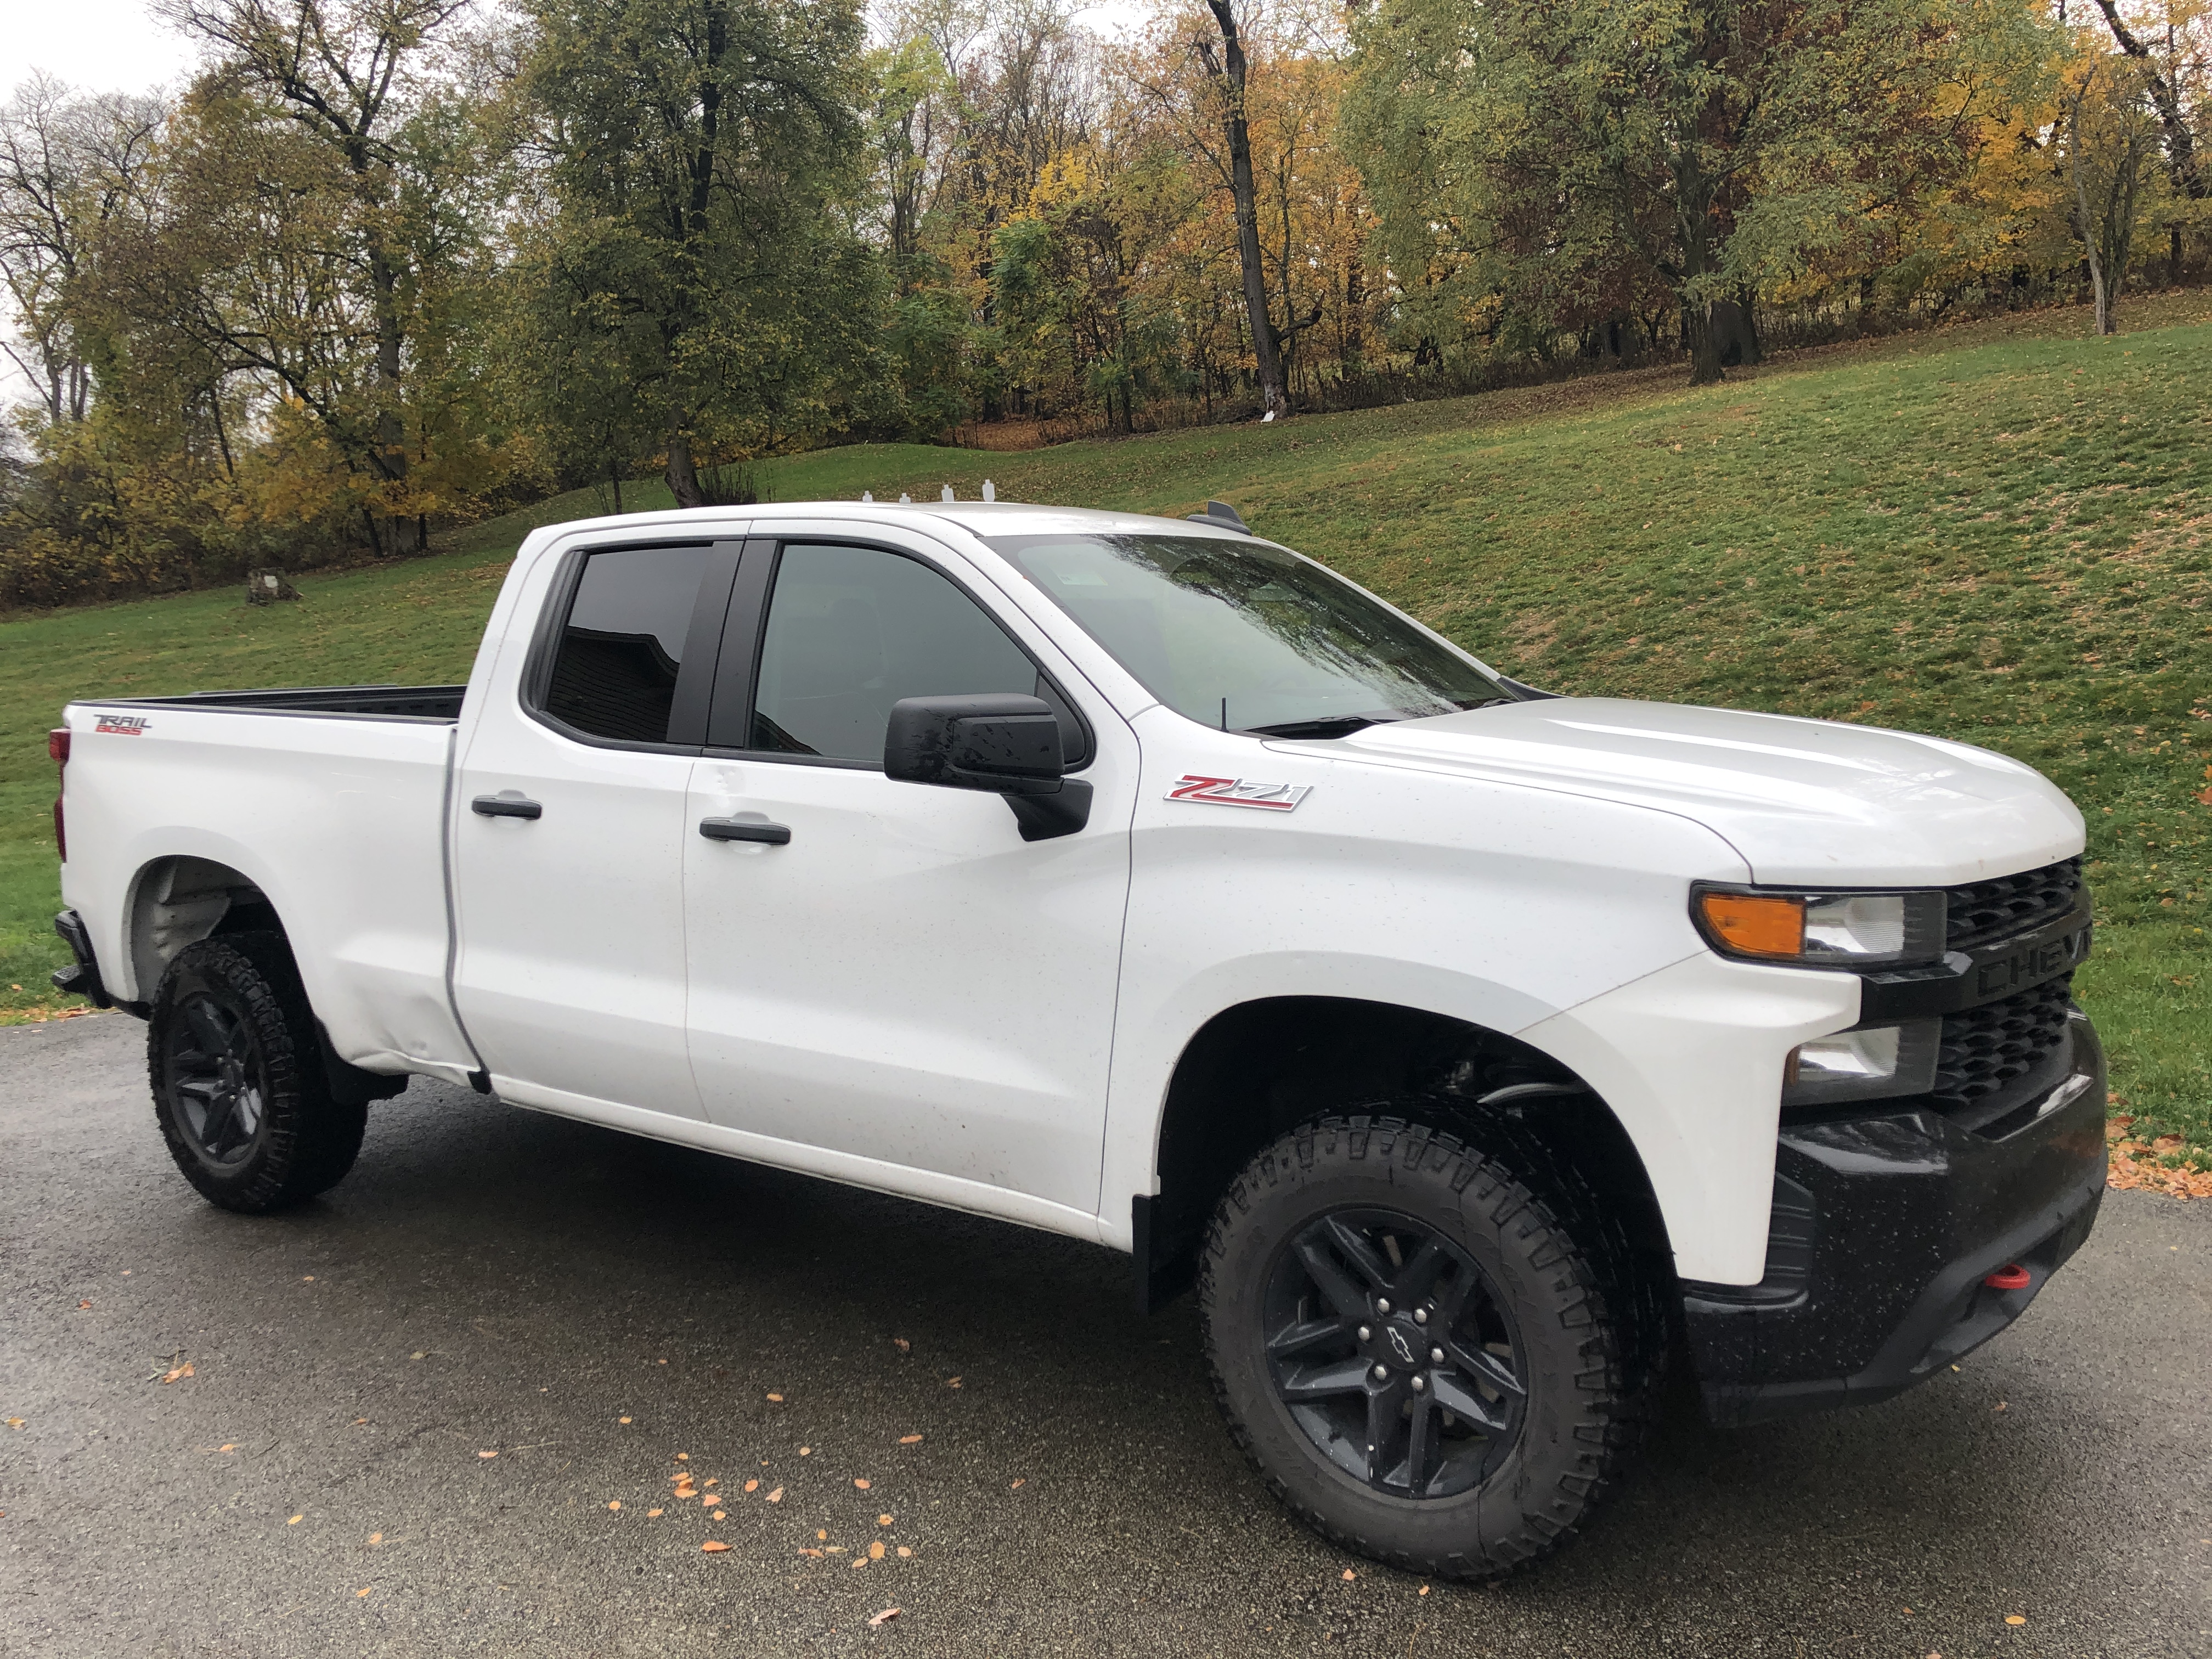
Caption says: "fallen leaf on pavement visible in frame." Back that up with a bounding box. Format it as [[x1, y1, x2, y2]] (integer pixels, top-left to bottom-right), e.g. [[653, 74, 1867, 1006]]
[[870, 1608, 901, 1627], [799, 1548, 823, 1558], [608, 1500, 622, 1510], [854, 1478, 871, 1490], [5, 1419, 24, 1430], [714, 1509, 726, 1519], [356, 1588, 370, 1598], [647, 1509, 663, 1517], [896, 1546, 912, 1558], [945, 1377, 962, 1389], [898, 1435, 922, 1445], [743, 1479, 758, 1492], [701, 1541, 730, 1553], [368, 1533, 382, 1545], [1342, 1569, 1356, 1581], [877, 1514, 893, 1526], [704, 1478, 718, 1488], [618, 1416, 632, 1424], [765, 1487, 784, 1503], [477, 1450, 498, 1459], [868, 1540, 885, 1560], [159, 1363, 194, 1384], [219, 1443, 234, 1452], [817, 1530, 828, 1541], [288, 1515, 303, 1525], [77, 1300, 90, 1310], [1009, 1479, 1024, 1490], [766, 1393, 783, 1402], [1418, 1585, 1430, 1596], [893, 1338, 910, 1352], [2006, 1615, 2026, 1626], [799, 1447, 811, 1456], [676, 1453, 689, 1461]]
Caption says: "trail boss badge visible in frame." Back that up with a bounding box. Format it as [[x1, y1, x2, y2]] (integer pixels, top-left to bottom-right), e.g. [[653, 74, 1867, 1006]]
[[1166, 775, 1312, 812], [94, 714, 150, 736]]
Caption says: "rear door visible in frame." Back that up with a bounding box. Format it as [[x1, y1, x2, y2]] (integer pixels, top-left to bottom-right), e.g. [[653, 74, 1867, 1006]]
[[452, 537, 740, 1119], [680, 528, 1136, 1222]]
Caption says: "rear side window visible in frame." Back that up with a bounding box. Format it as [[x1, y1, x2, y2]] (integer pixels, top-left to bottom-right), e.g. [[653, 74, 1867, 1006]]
[[544, 546, 716, 743], [748, 543, 1079, 765]]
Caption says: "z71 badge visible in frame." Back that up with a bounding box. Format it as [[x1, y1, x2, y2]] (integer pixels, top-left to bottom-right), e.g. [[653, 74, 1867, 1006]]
[[1166, 774, 1312, 812]]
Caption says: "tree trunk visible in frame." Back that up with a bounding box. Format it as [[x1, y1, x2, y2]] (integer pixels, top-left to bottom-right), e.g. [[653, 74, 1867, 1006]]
[[666, 432, 706, 509], [1687, 304, 1724, 385], [1202, 2, 1288, 419]]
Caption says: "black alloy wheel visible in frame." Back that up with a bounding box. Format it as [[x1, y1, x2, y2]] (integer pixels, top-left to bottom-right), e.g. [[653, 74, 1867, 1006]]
[[161, 985, 270, 1168], [1200, 1111, 1656, 1581], [1264, 1207, 1526, 1499], [148, 933, 369, 1212]]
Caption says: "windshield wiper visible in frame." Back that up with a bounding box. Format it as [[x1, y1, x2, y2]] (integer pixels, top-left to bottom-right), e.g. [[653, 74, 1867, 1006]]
[[1245, 714, 1402, 740]]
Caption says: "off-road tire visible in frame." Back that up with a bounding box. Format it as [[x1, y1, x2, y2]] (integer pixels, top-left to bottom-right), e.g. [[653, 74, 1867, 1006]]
[[1198, 1109, 1658, 1581], [147, 933, 368, 1212]]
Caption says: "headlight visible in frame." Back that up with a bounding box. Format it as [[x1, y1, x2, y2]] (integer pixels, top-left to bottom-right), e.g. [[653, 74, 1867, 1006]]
[[1784, 1020, 1940, 1106], [1693, 885, 1945, 967]]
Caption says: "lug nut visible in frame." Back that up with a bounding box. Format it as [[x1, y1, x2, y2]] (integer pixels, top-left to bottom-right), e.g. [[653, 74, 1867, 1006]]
[[1372, 1364, 1389, 1382], [1430, 1346, 1446, 1364], [1376, 1299, 1392, 1315], [1413, 1308, 1428, 1325], [1410, 1375, 1426, 1392], [1357, 1325, 1372, 1343]]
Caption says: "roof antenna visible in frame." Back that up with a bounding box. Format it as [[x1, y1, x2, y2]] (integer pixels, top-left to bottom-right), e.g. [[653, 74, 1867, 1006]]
[[1186, 499, 1251, 534], [942, 484, 955, 502], [1220, 697, 1228, 732], [861, 490, 873, 503], [982, 478, 995, 503]]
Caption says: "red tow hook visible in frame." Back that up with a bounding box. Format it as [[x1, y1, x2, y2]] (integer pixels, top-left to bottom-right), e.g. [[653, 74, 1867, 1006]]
[[1983, 1263, 2032, 1291]]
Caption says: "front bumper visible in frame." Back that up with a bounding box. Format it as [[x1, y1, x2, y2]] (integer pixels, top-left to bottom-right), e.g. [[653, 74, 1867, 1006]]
[[1683, 1011, 2107, 1425]]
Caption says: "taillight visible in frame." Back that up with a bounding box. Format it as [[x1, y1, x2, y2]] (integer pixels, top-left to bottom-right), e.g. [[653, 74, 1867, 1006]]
[[49, 726, 68, 860]]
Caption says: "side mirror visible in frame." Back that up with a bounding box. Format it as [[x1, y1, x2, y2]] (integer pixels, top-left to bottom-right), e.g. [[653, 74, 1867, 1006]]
[[885, 693, 1064, 793], [883, 693, 1092, 842]]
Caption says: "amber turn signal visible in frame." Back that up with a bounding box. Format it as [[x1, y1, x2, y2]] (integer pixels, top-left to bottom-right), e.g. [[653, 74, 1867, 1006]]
[[1697, 892, 1805, 958]]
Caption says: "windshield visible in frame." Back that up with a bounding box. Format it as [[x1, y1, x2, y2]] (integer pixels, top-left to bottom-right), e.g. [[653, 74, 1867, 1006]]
[[989, 533, 1506, 735]]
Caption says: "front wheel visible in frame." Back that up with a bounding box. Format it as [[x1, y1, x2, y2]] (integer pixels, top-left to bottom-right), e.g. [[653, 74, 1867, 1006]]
[[1199, 1111, 1655, 1580], [148, 933, 367, 1212]]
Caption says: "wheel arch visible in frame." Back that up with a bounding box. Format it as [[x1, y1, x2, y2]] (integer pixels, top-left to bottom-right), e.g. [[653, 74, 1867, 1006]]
[[1136, 995, 1673, 1313], [124, 854, 287, 1008]]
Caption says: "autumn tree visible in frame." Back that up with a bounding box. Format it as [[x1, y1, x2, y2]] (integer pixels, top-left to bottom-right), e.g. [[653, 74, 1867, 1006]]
[[1346, 0, 2058, 382], [512, 0, 885, 505]]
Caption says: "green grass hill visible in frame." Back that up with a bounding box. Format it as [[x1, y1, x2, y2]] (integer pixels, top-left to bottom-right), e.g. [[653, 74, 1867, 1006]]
[[5, 293, 2207, 1160]]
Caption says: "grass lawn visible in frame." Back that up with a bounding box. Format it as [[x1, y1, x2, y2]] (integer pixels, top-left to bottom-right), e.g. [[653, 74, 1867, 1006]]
[[4, 292, 2206, 1163]]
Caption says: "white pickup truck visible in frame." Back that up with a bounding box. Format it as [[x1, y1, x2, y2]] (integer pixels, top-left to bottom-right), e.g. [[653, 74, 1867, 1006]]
[[48, 499, 2105, 1578]]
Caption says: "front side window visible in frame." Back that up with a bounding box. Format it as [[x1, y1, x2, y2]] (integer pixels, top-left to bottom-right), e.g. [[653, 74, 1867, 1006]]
[[543, 545, 716, 743], [749, 543, 1066, 764], [990, 533, 1505, 736]]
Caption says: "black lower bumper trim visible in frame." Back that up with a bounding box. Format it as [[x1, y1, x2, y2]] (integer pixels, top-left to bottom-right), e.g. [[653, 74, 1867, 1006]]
[[51, 909, 116, 1010], [1684, 1013, 2107, 1426]]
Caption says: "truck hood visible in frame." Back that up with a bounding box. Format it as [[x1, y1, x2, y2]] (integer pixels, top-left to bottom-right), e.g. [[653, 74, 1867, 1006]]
[[1290, 697, 2084, 888]]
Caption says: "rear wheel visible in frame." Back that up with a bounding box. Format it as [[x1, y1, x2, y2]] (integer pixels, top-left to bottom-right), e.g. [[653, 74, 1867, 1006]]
[[148, 934, 367, 1212], [1199, 1110, 1655, 1580]]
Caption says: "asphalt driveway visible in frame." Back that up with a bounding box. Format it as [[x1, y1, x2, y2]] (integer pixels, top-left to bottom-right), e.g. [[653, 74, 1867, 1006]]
[[2, 1011, 2207, 1658]]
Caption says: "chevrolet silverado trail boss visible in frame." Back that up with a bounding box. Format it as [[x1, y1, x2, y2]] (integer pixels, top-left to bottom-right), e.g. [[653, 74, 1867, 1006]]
[[47, 499, 2106, 1578]]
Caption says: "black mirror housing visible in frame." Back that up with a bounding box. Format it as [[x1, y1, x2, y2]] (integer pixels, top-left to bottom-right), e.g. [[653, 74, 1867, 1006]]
[[884, 694, 1065, 797]]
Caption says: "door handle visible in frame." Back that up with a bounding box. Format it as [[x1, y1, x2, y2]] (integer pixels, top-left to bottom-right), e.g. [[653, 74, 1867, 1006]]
[[472, 794, 543, 820], [698, 817, 791, 845]]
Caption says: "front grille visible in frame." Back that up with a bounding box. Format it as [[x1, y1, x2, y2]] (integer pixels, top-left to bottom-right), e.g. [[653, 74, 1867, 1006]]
[[1931, 975, 2074, 1110], [1944, 856, 2083, 953]]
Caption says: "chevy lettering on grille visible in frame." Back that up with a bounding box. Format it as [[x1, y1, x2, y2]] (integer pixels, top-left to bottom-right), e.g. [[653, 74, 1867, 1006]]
[[1974, 925, 2090, 1000], [1166, 775, 1313, 812]]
